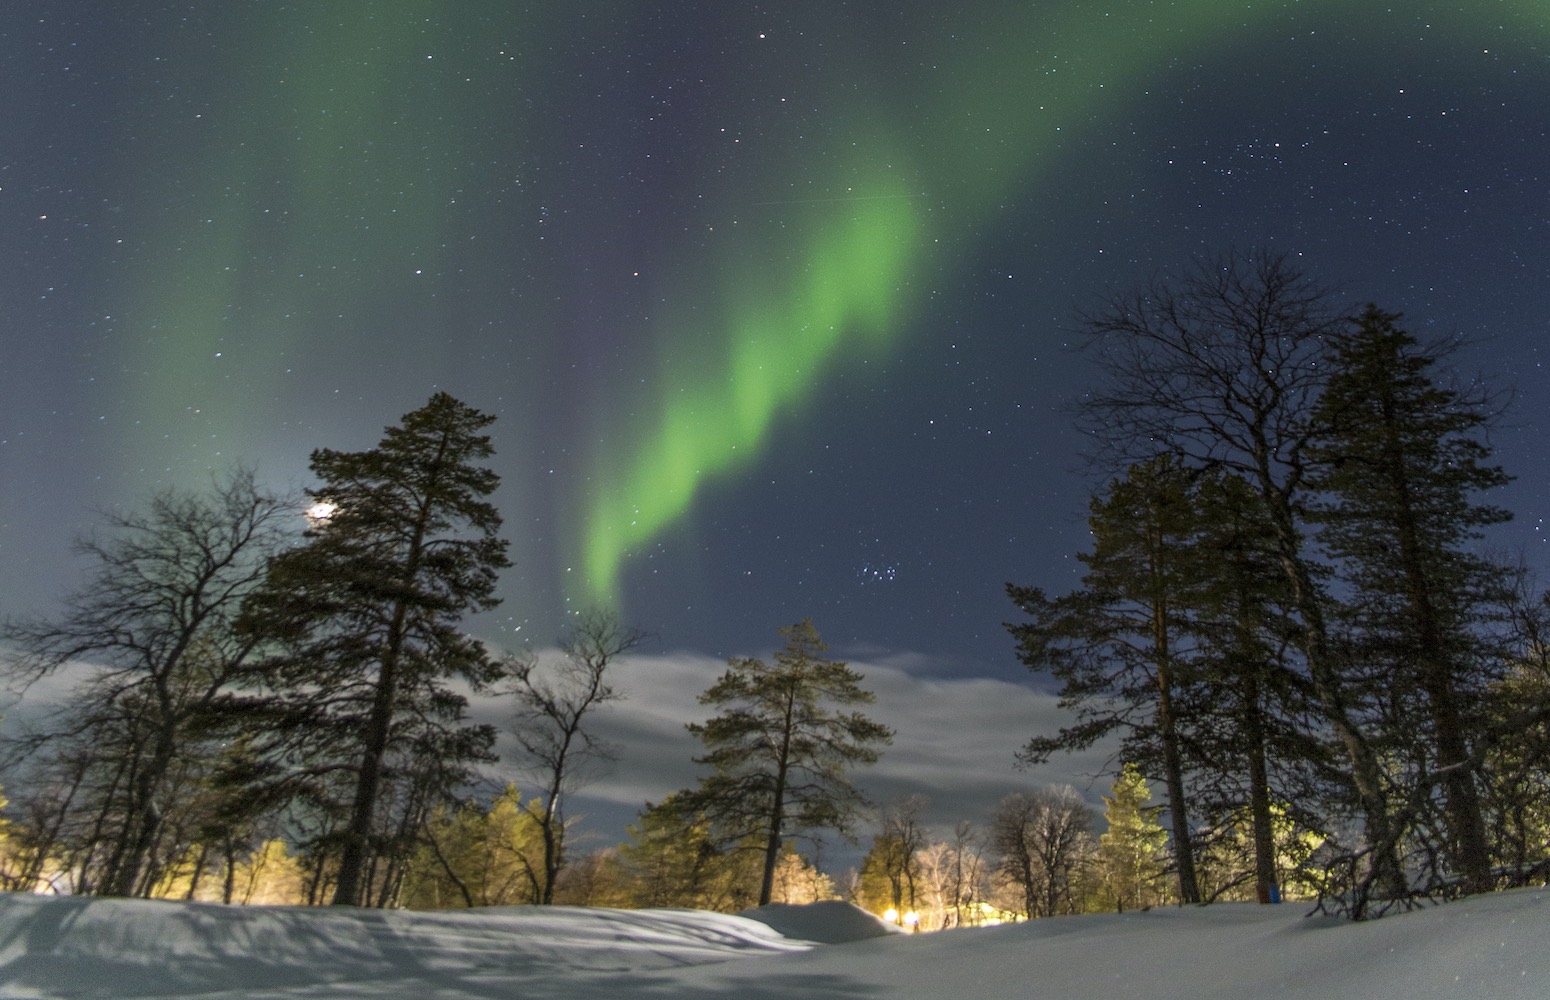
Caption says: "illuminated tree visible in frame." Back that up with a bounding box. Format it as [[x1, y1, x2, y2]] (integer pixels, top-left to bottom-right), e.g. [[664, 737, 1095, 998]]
[[989, 786, 1095, 918], [236, 392, 510, 906], [684, 619, 892, 905], [857, 796, 930, 921], [618, 793, 755, 911], [1092, 764, 1169, 912], [401, 785, 547, 908]]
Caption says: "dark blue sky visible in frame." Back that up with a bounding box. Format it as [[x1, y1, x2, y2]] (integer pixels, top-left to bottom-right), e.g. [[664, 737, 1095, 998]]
[[5, 0, 1548, 690]]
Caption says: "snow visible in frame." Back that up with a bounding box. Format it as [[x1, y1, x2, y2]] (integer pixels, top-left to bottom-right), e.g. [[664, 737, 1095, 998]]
[[0, 889, 1546, 999]]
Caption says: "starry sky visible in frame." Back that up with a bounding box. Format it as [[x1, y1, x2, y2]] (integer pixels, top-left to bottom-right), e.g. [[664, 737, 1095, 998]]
[[5, 2, 1550, 836]]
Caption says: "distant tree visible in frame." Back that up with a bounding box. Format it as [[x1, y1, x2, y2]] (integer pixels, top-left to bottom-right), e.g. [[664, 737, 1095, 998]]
[[235, 392, 510, 906], [0, 469, 289, 897], [767, 847, 837, 904], [684, 619, 893, 905], [879, 795, 929, 916], [989, 786, 1095, 918], [553, 847, 631, 907], [1308, 306, 1510, 897], [505, 607, 647, 903], [1092, 764, 1169, 912], [914, 830, 986, 931]]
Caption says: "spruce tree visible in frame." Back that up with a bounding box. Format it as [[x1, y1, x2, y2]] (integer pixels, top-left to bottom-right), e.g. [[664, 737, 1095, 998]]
[[237, 392, 510, 906], [1309, 306, 1510, 896], [684, 618, 893, 906], [1094, 764, 1169, 912]]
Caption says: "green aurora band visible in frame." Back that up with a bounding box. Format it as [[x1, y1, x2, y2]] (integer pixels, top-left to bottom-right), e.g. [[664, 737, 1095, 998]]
[[98, 1, 1547, 610], [577, 0, 1547, 605]]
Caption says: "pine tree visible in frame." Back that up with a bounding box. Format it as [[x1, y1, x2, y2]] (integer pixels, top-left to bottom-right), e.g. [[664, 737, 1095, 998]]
[[237, 392, 510, 906], [1007, 454, 1205, 903], [1309, 306, 1510, 896], [1187, 468, 1308, 904], [684, 619, 893, 905]]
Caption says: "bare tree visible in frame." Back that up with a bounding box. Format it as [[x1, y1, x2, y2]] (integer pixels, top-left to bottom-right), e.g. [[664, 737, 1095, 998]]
[[877, 794, 930, 917], [0, 469, 290, 897], [506, 607, 647, 903], [990, 786, 1095, 918]]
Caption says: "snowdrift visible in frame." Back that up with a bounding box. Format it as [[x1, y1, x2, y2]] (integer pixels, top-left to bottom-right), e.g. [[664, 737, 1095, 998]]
[[0, 888, 1544, 999]]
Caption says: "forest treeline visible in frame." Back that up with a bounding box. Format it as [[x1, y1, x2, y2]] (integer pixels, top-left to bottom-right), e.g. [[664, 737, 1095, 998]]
[[0, 252, 1546, 922]]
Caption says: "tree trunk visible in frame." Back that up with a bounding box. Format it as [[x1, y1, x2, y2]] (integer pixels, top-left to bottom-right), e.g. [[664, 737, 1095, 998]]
[[331, 639, 399, 906], [1243, 674, 1279, 904], [759, 767, 787, 906], [1149, 538, 1200, 904]]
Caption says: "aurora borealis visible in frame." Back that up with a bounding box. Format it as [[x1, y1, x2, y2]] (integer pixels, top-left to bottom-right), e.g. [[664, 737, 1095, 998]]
[[5, 1, 1549, 682]]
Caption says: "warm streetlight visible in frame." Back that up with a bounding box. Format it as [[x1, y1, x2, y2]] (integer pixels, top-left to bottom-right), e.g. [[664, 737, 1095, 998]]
[[883, 908, 899, 925], [902, 911, 920, 931]]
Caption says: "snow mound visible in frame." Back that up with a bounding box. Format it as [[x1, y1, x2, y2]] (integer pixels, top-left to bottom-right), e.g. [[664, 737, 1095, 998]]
[[0, 893, 811, 999], [738, 900, 901, 943], [0, 888, 1547, 999]]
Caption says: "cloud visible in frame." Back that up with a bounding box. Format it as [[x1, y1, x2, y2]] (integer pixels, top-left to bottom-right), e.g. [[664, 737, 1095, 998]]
[[484, 647, 1120, 858], [9, 645, 1121, 871]]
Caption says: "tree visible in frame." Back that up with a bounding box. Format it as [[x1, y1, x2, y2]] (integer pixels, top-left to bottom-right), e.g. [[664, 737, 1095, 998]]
[[684, 618, 893, 905], [913, 827, 986, 930], [1092, 764, 1169, 912], [236, 392, 510, 906], [1308, 306, 1509, 896], [989, 786, 1095, 918], [401, 785, 546, 908], [505, 607, 647, 903], [1185, 468, 1311, 905], [857, 794, 930, 921], [1078, 250, 1409, 905], [1007, 454, 1205, 903], [617, 794, 753, 911], [0, 469, 289, 897]]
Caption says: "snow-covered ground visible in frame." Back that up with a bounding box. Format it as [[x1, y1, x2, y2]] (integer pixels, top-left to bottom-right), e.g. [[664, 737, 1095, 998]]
[[0, 889, 1545, 999]]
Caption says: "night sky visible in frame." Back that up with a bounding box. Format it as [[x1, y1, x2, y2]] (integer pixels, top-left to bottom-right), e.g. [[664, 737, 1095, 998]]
[[5, 3, 1549, 838]]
